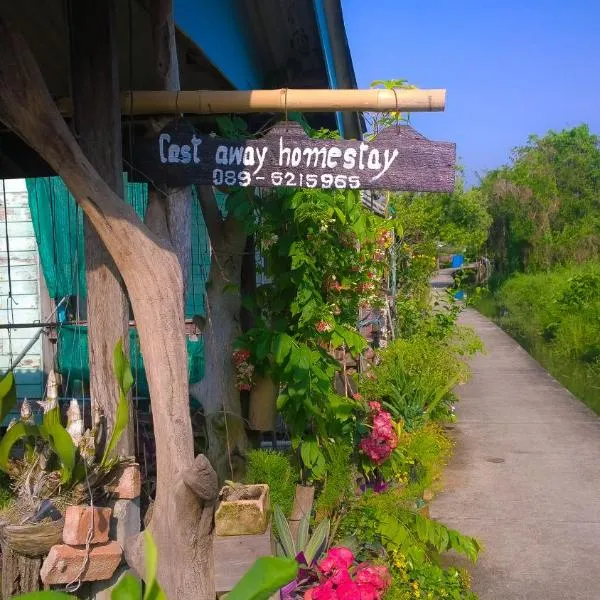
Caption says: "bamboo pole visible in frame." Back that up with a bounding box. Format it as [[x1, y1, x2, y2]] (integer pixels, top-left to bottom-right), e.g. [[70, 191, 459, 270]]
[[57, 88, 445, 116]]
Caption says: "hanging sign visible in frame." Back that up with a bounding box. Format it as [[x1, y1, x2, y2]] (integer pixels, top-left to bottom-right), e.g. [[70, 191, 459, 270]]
[[134, 120, 455, 192]]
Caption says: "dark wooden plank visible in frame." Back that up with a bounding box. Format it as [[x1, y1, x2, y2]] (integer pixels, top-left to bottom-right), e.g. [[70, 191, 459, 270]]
[[133, 120, 455, 192]]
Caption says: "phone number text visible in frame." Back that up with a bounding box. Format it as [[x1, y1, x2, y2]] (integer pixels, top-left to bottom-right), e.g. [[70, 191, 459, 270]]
[[212, 169, 361, 189]]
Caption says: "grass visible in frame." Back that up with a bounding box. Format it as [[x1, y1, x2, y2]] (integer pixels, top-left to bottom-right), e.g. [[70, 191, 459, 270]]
[[474, 262, 600, 413]]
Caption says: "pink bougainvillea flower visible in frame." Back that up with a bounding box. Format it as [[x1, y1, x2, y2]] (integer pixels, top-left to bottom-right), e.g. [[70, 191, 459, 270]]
[[368, 401, 381, 412], [335, 580, 361, 600], [318, 547, 354, 574], [357, 583, 380, 600], [355, 565, 391, 591], [304, 581, 337, 600], [329, 566, 352, 587], [352, 392, 362, 401]]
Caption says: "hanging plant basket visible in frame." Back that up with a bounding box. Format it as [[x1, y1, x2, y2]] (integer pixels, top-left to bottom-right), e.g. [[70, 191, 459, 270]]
[[0, 519, 64, 558]]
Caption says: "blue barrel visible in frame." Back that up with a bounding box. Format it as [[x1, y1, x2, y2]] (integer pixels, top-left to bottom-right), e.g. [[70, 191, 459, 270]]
[[454, 290, 465, 300], [451, 254, 464, 268]]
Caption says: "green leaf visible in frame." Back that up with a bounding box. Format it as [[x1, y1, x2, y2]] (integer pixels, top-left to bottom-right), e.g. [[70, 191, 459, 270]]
[[143, 530, 167, 600], [0, 421, 40, 473], [0, 371, 17, 425], [272, 333, 293, 365], [273, 505, 295, 558], [114, 339, 134, 395], [101, 390, 129, 467], [42, 407, 76, 484], [300, 440, 326, 478], [276, 393, 289, 410], [296, 512, 310, 553], [111, 573, 142, 600], [304, 518, 330, 566], [227, 556, 298, 600], [102, 340, 133, 466]]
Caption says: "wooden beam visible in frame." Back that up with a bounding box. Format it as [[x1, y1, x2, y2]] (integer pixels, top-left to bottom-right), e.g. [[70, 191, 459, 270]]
[[56, 87, 446, 116], [69, 0, 134, 455]]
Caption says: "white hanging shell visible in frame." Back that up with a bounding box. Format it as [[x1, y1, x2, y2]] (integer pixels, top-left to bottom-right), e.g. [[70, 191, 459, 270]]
[[20, 398, 33, 422], [66, 399, 84, 446], [46, 370, 59, 400]]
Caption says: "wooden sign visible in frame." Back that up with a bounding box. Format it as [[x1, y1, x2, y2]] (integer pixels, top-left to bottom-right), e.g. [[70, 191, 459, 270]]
[[134, 120, 455, 192]]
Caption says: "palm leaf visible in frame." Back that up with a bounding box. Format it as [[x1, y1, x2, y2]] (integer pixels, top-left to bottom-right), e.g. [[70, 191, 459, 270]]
[[0, 371, 17, 425], [273, 504, 295, 558]]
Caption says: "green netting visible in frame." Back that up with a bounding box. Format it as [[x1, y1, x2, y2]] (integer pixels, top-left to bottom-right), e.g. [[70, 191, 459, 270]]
[[25, 175, 212, 395]]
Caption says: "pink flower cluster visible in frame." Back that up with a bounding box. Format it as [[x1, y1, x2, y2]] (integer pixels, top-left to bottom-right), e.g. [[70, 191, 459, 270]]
[[315, 320, 333, 333], [232, 349, 254, 391], [304, 547, 390, 600], [359, 402, 398, 464]]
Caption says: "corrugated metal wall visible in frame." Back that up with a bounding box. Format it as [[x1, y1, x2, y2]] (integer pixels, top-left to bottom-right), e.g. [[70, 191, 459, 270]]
[[0, 178, 43, 399]]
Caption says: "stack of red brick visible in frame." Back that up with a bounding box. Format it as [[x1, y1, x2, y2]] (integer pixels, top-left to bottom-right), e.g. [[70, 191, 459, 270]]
[[40, 465, 141, 585]]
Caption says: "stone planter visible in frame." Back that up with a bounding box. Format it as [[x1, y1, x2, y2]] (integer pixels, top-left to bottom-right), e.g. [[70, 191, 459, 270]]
[[215, 484, 270, 536]]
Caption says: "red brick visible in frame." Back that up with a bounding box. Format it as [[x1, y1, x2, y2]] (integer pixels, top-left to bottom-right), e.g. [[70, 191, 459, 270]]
[[63, 506, 112, 545], [106, 464, 141, 499], [40, 542, 123, 585]]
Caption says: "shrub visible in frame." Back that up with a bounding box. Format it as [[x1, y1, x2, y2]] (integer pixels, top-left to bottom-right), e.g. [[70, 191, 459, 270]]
[[244, 449, 298, 517], [478, 261, 600, 412]]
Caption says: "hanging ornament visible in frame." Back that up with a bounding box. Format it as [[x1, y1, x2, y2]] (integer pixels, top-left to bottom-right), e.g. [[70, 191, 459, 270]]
[[66, 398, 84, 446], [20, 398, 33, 423]]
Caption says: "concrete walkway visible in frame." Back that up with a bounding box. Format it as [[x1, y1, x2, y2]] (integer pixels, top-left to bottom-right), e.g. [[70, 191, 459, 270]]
[[431, 309, 600, 600]]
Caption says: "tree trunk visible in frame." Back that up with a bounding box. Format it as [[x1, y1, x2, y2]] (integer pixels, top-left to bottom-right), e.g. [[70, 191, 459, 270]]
[[0, 17, 216, 599], [145, 0, 192, 293], [190, 187, 248, 482], [69, 0, 134, 455]]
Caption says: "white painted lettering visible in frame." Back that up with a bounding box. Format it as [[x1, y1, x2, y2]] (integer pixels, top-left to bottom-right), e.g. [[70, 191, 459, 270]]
[[168, 143, 181, 163], [243, 147, 255, 166], [327, 147, 342, 168], [180, 145, 192, 164], [358, 143, 369, 170], [291, 147, 302, 167], [371, 149, 399, 181], [367, 149, 382, 170], [215, 145, 229, 165], [229, 146, 244, 165], [254, 147, 267, 175], [343, 148, 357, 169], [159, 133, 171, 164], [279, 138, 291, 167], [191, 135, 202, 164], [303, 147, 327, 168]]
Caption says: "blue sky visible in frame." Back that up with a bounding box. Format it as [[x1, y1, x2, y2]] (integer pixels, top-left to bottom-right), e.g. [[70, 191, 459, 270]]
[[342, 0, 600, 185]]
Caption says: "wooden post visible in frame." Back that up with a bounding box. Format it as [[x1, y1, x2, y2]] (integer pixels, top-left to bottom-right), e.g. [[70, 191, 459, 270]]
[[0, 17, 218, 599], [145, 0, 193, 294], [288, 485, 315, 542], [69, 0, 134, 454]]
